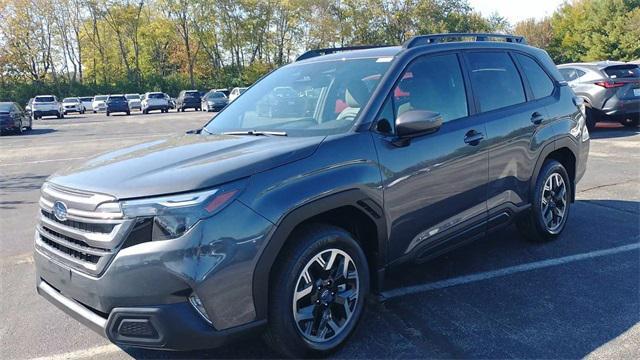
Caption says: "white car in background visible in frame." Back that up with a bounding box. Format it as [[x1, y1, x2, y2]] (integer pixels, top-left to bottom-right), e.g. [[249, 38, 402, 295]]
[[141, 92, 170, 114], [92, 95, 108, 113], [79, 97, 94, 112], [62, 97, 85, 115], [31, 95, 64, 119], [229, 87, 247, 102], [125, 94, 142, 111]]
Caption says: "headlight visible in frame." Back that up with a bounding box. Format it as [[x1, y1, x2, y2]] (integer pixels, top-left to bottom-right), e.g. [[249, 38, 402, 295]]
[[120, 180, 245, 240]]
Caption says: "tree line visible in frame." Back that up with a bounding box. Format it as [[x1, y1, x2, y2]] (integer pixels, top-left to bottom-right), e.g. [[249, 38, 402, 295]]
[[0, 0, 638, 105]]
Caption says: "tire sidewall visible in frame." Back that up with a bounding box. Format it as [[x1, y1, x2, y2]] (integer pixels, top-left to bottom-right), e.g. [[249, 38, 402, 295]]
[[532, 161, 571, 237], [270, 225, 369, 356]]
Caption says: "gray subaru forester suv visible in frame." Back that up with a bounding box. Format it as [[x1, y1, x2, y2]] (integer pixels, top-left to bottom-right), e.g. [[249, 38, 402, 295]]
[[35, 33, 589, 357]]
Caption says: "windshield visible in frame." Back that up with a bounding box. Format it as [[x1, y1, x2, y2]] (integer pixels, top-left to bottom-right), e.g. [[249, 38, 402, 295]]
[[125, 94, 140, 100], [203, 58, 391, 137], [94, 96, 108, 101], [79, 97, 93, 102], [108, 95, 126, 101], [0, 103, 13, 112], [148, 93, 165, 99], [35, 96, 55, 102], [184, 91, 200, 98], [63, 98, 79, 103], [207, 92, 226, 99]]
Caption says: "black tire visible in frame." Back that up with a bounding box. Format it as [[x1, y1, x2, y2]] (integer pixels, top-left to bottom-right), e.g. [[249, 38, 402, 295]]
[[620, 117, 639, 128], [93, 110, 96, 114], [585, 106, 598, 131], [126, 111, 130, 115], [517, 160, 571, 242], [106, 112, 110, 116], [264, 224, 369, 358]]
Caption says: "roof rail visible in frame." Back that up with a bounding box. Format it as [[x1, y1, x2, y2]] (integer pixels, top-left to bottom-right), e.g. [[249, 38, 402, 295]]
[[296, 45, 388, 61], [403, 33, 526, 48]]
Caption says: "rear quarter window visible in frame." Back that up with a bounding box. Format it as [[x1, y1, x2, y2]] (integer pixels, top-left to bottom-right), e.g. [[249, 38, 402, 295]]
[[515, 54, 555, 99]]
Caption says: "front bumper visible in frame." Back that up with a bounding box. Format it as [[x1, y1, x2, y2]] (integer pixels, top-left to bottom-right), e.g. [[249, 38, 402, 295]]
[[37, 280, 265, 350], [64, 106, 82, 113], [35, 200, 274, 350]]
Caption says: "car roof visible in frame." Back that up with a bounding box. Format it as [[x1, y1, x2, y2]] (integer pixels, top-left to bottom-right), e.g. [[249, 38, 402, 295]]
[[558, 60, 629, 70], [296, 41, 544, 65]]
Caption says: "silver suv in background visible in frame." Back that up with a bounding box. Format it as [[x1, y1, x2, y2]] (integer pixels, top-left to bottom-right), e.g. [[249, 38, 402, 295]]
[[142, 92, 170, 114], [125, 94, 142, 111], [558, 61, 640, 129]]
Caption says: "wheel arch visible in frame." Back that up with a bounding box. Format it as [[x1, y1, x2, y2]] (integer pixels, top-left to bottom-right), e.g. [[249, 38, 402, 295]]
[[531, 137, 578, 203], [252, 189, 387, 320]]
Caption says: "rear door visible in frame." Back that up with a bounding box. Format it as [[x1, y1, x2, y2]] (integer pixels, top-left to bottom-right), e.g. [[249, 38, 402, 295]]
[[463, 50, 556, 223], [372, 52, 489, 261]]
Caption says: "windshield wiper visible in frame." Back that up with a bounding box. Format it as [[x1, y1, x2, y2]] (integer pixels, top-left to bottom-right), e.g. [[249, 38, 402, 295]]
[[221, 130, 287, 137]]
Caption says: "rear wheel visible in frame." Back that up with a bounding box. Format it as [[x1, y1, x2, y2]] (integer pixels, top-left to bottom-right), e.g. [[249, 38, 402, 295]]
[[517, 160, 571, 242], [126, 111, 131, 115], [106, 112, 110, 116], [264, 224, 369, 358]]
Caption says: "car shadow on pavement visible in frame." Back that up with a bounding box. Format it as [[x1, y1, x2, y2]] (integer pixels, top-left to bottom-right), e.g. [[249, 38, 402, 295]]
[[1, 128, 57, 137], [590, 124, 639, 139], [122, 199, 639, 359], [0, 174, 48, 193]]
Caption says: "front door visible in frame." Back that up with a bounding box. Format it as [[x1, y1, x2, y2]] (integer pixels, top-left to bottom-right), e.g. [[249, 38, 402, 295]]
[[371, 52, 489, 261]]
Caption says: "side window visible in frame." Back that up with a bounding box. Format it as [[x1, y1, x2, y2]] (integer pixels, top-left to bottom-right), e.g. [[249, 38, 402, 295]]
[[466, 51, 526, 112], [515, 54, 555, 99], [394, 53, 468, 123], [559, 68, 575, 81]]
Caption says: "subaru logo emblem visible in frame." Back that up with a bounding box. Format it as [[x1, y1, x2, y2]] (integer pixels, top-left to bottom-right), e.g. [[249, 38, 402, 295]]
[[53, 201, 68, 222]]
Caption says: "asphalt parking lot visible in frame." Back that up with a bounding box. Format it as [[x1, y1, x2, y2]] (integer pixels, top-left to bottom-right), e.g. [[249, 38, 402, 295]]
[[0, 112, 638, 360]]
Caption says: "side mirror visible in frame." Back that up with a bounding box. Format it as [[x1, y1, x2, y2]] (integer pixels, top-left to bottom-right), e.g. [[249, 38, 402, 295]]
[[395, 110, 443, 138]]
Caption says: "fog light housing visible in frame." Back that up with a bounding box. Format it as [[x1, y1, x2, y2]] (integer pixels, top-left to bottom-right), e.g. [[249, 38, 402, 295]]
[[189, 293, 212, 325]]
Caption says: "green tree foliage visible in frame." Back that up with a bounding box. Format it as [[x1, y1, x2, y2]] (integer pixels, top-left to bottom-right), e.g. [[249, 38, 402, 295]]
[[1, 0, 639, 105]]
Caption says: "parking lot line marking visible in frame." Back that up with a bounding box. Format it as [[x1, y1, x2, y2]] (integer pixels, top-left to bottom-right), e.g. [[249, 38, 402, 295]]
[[29, 344, 122, 360], [0, 157, 87, 167], [381, 242, 640, 300]]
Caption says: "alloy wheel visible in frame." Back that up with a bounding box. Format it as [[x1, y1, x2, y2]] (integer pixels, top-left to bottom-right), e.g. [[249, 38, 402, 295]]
[[541, 172, 567, 232], [292, 248, 359, 343]]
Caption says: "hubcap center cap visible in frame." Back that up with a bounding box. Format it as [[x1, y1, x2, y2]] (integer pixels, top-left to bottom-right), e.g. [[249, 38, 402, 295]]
[[320, 289, 333, 303]]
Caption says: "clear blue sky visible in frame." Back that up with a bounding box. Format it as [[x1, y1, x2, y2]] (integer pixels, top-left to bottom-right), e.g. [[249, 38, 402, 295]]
[[469, 0, 566, 24]]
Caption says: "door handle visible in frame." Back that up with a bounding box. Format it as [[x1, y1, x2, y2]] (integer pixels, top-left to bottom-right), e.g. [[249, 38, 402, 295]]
[[464, 130, 484, 145], [531, 112, 545, 125]]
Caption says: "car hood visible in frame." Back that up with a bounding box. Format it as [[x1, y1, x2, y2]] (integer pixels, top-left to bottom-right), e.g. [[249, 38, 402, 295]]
[[49, 134, 324, 199]]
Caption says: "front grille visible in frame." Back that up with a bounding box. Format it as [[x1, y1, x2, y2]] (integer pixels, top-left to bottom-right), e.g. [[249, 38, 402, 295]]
[[41, 210, 115, 233], [36, 183, 134, 276], [40, 235, 101, 264]]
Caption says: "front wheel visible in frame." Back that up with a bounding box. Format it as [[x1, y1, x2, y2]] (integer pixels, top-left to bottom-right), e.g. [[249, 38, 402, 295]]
[[517, 160, 571, 242], [264, 224, 369, 358], [585, 106, 598, 131]]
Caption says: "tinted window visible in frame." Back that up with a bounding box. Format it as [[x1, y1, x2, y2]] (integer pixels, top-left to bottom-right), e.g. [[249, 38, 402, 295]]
[[467, 52, 526, 112], [394, 53, 468, 122], [0, 103, 13, 112], [79, 97, 93, 102], [604, 65, 640, 79], [108, 96, 126, 101], [94, 96, 108, 101], [207, 92, 226, 99], [35, 96, 55, 102], [148, 93, 165, 99], [515, 54, 555, 99]]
